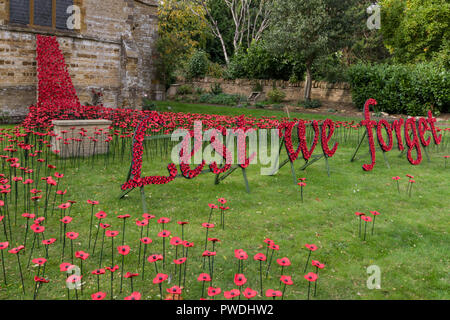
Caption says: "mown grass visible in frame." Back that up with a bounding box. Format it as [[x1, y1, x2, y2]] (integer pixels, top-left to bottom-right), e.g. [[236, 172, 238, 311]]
[[0, 102, 448, 300]]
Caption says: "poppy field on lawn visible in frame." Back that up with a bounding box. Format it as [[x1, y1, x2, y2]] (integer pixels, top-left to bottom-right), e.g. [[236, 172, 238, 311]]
[[0, 101, 449, 300]]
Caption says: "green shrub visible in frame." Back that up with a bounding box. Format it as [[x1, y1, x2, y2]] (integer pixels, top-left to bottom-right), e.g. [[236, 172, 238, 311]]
[[210, 82, 223, 95], [142, 98, 157, 111], [198, 93, 246, 106], [298, 99, 322, 109], [348, 62, 449, 115], [177, 84, 193, 95], [266, 88, 286, 103], [187, 50, 209, 79]]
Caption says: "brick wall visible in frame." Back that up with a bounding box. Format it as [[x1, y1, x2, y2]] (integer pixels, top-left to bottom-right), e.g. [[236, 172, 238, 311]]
[[0, 0, 159, 120], [170, 77, 354, 106]]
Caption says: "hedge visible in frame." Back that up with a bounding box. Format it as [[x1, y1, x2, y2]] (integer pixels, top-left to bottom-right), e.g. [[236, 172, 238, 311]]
[[347, 63, 449, 116]]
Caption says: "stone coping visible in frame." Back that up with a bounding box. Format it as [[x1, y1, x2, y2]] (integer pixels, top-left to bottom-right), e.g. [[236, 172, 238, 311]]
[[51, 119, 112, 126]]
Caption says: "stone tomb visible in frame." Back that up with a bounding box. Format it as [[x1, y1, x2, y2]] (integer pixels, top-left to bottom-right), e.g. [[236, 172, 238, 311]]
[[51, 119, 112, 158]]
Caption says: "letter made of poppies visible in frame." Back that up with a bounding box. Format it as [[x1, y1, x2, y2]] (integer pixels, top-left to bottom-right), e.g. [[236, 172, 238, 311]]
[[121, 116, 178, 190], [361, 99, 378, 171]]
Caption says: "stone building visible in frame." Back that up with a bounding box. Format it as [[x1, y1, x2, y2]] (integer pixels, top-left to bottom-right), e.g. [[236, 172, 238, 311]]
[[0, 0, 161, 121]]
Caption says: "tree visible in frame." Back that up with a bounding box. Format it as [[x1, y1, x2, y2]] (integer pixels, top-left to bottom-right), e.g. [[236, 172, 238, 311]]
[[266, 0, 359, 100], [156, 0, 210, 87], [379, 0, 450, 66], [191, 0, 273, 65]]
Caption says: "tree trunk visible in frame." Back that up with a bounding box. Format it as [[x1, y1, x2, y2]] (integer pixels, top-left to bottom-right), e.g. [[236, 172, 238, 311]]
[[304, 62, 313, 101]]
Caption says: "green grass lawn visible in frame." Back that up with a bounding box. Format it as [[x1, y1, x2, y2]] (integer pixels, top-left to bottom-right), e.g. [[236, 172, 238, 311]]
[[0, 102, 448, 300]]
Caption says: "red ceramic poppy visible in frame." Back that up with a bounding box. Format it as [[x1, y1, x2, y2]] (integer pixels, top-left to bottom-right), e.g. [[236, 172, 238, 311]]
[[202, 250, 216, 257], [202, 223, 215, 229], [243, 288, 258, 299], [207, 238, 220, 243], [34, 217, 45, 224], [224, 289, 240, 299], [253, 253, 266, 261], [60, 216, 73, 224], [118, 214, 131, 219], [361, 216, 372, 222], [136, 219, 148, 227], [87, 200, 99, 205], [370, 211, 381, 216], [95, 211, 107, 219], [392, 176, 400, 181], [58, 202, 71, 210], [157, 217, 170, 224], [280, 275, 293, 285], [66, 274, 83, 284], [208, 203, 218, 209], [60, 263, 75, 272], [234, 249, 248, 260], [66, 232, 79, 240], [305, 244, 318, 251], [174, 257, 187, 265], [263, 238, 274, 246], [269, 243, 280, 251], [75, 251, 90, 261], [177, 221, 189, 225], [143, 213, 156, 220], [42, 238, 56, 246], [0, 242, 9, 250], [124, 292, 141, 300], [170, 236, 182, 246], [197, 273, 211, 282], [234, 274, 247, 287], [147, 254, 163, 263], [100, 223, 111, 229], [105, 265, 119, 273], [207, 287, 222, 297], [266, 289, 282, 297], [105, 230, 119, 238], [158, 230, 171, 238], [312, 260, 325, 269], [32, 258, 47, 266], [117, 245, 131, 255], [355, 212, 365, 217], [166, 286, 182, 295], [140, 237, 152, 244], [277, 257, 291, 267], [304, 272, 318, 282], [31, 224, 45, 234], [9, 245, 25, 254], [92, 269, 106, 275], [153, 273, 168, 284], [22, 213, 36, 219], [218, 198, 227, 204], [124, 272, 139, 278], [91, 292, 107, 300]]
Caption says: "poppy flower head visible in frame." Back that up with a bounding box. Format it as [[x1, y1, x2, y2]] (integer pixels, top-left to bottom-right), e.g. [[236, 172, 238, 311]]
[[392, 176, 400, 181], [234, 274, 247, 287], [153, 273, 169, 284], [95, 211, 107, 219], [66, 232, 79, 240], [34, 276, 49, 283], [304, 272, 318, 282], [166, 286, 182, 295], [177, 221, 188, 225], [234, 249, 248, 260], [75, 251, 90, 261], [224, 289, 240, 299], [60, 216, 73, 224], [158, 230, 171, 238], [105, 265, 119, 273], [253, 253, 266, 261], [87, 200, 99, 205], [105, 230, 119, 238], [117, 214, 131, 219], [243, 288, 258, 299], [183, 241, 194, 248], [0, 242, 9, 250], [370, 211, 380, 216], [60, 263, 75, 272], [207, 287, 222, 297], [8, 245, 24, 254], [263, 238, 274, 246], [147, 254, 163, 263], [217, 198, 227, 204], [42, 238, 56, 246], [354, 212, 365, 217], [91, 292, 107, 300], [202, 223, 215, 229], [305, 244, 318, 251], [276, 257, 291, 267], [91, 268, 106, 275], [124, 292, 141, 300], [269, 243, 280, 251], [197, 273, 211, 282], [58, 202, 71, 210], [117, 245, 131, 255], [312, 260, 325, 269], [361, 215, 372, 222], [140, 237, 152, 244], [136, 219, 148, 227], [157, 217, 170, 224], [280, 275, 294, 285], [174, 257, 187, 265], [170, 237, 182, 246], [31, 224, 45, 233], [124, 272, 139, 278], [265, 289, 282, 297], [208, 203, 218, 209], [100, 223, 111, 229], [202, 250, 216, 257], [32, 258, 47, 266]]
